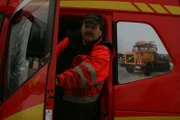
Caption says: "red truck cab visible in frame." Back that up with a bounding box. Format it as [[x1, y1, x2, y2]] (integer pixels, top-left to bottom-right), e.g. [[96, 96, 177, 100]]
[[0, 0, 180, 120]]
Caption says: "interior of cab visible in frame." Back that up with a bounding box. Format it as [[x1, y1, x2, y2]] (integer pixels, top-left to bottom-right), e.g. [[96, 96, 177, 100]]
[[54, 14, 108, 120], [58, 16, 84, 43]]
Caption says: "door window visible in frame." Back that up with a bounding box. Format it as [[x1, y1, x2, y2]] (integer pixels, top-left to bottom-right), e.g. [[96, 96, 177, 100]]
[[6, 1, 51, 98], [116, 22, 174, 84]]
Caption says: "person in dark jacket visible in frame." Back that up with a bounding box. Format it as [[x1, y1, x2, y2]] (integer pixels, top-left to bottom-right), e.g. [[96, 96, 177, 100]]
[[54, 13, 115, 120]]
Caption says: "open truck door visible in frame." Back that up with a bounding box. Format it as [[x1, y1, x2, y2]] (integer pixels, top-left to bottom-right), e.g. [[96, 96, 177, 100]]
[[0, 0, 60, 119]]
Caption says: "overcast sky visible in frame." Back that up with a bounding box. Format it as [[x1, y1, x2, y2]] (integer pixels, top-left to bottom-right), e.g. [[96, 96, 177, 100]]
[[117, 22, 168, 54]]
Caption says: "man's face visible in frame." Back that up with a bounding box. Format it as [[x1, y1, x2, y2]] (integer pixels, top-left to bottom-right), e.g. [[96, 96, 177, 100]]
[[81, 21, 102, 44]]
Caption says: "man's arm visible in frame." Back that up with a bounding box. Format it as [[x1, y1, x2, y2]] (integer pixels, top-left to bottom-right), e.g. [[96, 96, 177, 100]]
[[56, 45, 112, 89], [57, 37, 69, 60]]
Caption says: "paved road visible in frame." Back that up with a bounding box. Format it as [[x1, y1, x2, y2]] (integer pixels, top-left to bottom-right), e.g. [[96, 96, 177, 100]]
[[118, 64, 172, 84]]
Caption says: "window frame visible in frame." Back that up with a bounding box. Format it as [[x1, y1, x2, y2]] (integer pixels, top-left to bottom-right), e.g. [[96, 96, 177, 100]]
[[113, 21, 174, 85], [112, 21, 118, 85]]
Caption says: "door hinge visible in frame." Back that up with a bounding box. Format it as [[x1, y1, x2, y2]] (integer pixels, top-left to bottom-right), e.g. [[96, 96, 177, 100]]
[[102, 109, 108, 120]]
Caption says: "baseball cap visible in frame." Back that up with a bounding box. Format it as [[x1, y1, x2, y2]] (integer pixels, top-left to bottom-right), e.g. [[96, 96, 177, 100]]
[[83, 13, 104, 30]]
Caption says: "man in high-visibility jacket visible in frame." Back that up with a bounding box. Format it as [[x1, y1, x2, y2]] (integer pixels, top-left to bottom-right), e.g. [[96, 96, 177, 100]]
[[54, 13, 114, 120]]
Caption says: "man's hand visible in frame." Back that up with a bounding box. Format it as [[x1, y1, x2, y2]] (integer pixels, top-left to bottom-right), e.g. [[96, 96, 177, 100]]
[[55, 76, 60, 86]]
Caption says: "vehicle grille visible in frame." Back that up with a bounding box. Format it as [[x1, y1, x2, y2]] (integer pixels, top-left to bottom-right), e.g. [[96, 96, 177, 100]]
[[126, 54, 134, 63]]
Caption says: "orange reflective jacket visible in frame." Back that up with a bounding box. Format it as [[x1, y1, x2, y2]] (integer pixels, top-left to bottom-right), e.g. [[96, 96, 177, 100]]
[[56, 33, 114, 103]]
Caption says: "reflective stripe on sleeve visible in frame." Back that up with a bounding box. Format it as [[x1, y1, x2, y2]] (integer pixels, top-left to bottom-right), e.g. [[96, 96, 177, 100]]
[[73, 61, 97, 87], [81, 61, 96, 85], [74, 66, 87, 88]]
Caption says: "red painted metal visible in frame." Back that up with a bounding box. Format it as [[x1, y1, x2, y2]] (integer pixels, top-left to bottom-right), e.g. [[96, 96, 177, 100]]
[[115, 111, 180, 117], [113, 12, 180, 114], [0, 0, 8, 5], [44, 0, 60, 118], [1, 64, 49, 119], [0, 0, 180, 119], [0, 0, 57, 119], [112, 0, 180, 6]]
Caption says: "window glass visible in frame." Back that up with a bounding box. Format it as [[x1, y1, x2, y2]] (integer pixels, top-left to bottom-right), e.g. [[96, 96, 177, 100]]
[[117, 22, 173, 84], [6, 1, 50, 97], [0, 12, 5, 33]]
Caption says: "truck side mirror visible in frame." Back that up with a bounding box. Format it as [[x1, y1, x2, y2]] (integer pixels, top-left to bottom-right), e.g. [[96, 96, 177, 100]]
[[26, 18, 46, 59]]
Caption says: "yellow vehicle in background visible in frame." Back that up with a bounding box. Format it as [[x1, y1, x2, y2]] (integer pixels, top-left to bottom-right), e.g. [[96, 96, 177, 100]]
[[121, 41, 170, 76]]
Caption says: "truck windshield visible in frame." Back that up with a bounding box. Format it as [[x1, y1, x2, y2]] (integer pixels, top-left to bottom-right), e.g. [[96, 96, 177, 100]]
[[133, 46, 148, 51]]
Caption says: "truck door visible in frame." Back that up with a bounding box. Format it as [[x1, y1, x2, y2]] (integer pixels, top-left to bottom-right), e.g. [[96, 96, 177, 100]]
[[0, 0, 60, 119], [0, 1, 8, 59], [112, 5, 180, 120], [0, 0, 8, 6]]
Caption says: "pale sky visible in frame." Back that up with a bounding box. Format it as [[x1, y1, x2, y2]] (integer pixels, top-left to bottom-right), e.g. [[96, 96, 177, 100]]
[[117, 22, 168, 54]]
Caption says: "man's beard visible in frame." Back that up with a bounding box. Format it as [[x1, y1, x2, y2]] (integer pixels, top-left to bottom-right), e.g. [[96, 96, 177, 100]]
[[82, 31, 100, 45], [82, 39, 94, 45], [82, 37, 100, 45]]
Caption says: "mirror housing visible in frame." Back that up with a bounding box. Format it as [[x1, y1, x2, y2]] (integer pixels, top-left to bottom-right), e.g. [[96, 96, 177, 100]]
[[26, 18, 47, 59]]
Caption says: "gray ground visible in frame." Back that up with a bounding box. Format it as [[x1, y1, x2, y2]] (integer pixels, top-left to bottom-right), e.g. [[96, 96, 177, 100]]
[[118, 63, 173, 84]]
